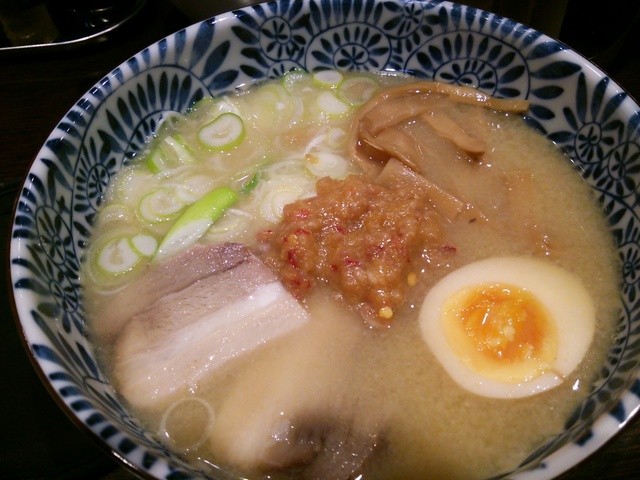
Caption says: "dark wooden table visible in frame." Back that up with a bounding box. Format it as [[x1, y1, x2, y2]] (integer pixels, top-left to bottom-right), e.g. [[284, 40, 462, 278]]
[[1, 1, 639, 479]]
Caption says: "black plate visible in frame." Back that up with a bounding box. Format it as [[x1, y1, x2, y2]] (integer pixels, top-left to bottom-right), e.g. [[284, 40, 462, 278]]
[[0, 0, 147, 57]]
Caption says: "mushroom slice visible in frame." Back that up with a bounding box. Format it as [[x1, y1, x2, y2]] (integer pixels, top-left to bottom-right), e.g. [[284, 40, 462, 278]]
[[358, 93, 441, 135], [376, 158, 485, 223], [359, 125, 426, 174], [348, 80, 526, 176], [421, 109, 486, 155], [361, 81, 529, 113], [425, 81, 530, 112]]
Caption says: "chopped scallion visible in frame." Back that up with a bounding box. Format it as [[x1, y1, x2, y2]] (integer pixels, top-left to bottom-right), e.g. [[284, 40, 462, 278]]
[[197, 113, 245, 151], [312, 70, 344, 89], [138, 188, 185, 223], [317, 91, 350, 116], [155, 186, 239, 261], [337, 76, 379, 106]]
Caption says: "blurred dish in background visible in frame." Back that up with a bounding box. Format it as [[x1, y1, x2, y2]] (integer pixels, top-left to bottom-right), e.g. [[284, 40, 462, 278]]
[[559, 0, 640, 70], [169, 0, 570, 36], [0, 0, 58, 46], [169, 0, 268, 20], [0, 0, 146, 55], [168, 0, 640, 68], [465, 0, 640, 70]]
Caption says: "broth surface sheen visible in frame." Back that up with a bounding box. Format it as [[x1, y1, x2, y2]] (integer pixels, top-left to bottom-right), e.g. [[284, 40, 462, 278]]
[[84, 71, 620, 480]]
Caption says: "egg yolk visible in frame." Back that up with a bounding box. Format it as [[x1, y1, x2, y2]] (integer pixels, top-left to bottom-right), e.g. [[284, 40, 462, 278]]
[[442, 283, 559, 384]]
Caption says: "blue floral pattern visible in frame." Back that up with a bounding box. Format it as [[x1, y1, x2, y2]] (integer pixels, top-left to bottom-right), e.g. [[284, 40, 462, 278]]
[[10, 1, 640, 479]]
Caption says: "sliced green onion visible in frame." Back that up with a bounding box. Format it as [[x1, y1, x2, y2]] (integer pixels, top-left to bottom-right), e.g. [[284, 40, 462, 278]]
[[313, 70, 344, 89], [241, 171, 260, 194], [110, 169, 153, 205], [165, 134, 195, 162], [301, 129, 346, 157], [92, 233, 157, 285], [197, 113, 245, 151], [159, 397, 214, 452], [257, 177, 314, 223], [261, 188, 303, 223], [155, 112, 185, 137], [239, 83, 303, 132], [188, 96, 218, 117], [337, 76, 379, 105], [205, 209, 251, 242], [156, 186, 239, 261], [146, 149, 167, 174], [316, 91, 350, 116], [146, 134, 195, 173], [261, 158, 309, 179], [304, 151, 349, 179], [189, 96, 240, 121], [131, 234, 158, 257], [226, 161, 268, 194], [94, 204, 135, 228], [326, 127, 347, 149], [281, 69, 311, 93], [96, 237, 140, 275], [173, 174, 215, 203], [138, 187, 185, 223]]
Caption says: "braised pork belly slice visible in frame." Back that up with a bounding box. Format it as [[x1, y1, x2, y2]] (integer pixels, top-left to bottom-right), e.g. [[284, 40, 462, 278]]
[[112, 244, 310, 409], [94, 242, 251, 340], [208, 298, 384, 479]]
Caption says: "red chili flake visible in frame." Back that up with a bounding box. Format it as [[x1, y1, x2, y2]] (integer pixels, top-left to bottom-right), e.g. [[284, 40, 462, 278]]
[[290, 276, 312, 293], [294, 208, 310, 219], [283, 233, 299, 246], [366, 244, 384, 258], [344, 256, 360, 267], [295, 228, 311, 235], [287, 249, 299, 267], [441, 244, 457, 254], [257, 229, 274, 242]]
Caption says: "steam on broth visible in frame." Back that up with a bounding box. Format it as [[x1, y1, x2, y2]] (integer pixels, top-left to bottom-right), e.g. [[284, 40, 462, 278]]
[[84, 70, 620, 479]]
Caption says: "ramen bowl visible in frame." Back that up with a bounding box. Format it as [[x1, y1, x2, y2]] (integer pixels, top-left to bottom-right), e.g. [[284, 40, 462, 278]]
[[10, 0, 640, 478]]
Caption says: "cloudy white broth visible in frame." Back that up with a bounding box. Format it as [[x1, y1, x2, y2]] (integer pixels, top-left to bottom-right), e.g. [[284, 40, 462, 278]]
[[84, 71, 620, 479]]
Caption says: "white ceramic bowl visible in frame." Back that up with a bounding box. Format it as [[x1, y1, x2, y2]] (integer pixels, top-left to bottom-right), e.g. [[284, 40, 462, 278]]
[[10, 1, 640, 478]]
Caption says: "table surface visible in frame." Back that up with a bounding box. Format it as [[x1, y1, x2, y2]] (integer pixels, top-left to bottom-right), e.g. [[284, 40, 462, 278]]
[[1, 1, 639, 479]]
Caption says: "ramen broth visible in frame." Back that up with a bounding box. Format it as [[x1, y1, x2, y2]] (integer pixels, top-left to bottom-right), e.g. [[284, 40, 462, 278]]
[[84, 71, 620, 479]]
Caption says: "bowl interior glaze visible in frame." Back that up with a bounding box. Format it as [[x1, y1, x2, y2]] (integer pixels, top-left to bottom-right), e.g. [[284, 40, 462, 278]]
[[10, 1, 640, 479]]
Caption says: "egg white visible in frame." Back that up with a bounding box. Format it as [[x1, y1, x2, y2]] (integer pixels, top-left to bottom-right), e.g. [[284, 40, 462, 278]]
[[419, 256, 596, 399]]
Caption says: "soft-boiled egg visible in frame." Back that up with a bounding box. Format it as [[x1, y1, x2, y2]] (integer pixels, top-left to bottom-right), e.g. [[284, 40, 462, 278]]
[[419, 256, 595, 399]]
